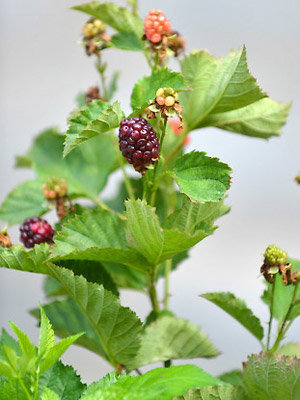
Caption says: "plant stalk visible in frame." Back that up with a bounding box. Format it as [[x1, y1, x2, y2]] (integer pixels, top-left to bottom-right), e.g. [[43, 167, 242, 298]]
[[91, 196, 126, 220], [266, 281, 276, 350], [149, 269, 160, 314], [18, 377, 32, 400], [150, 118, 167, 206], [163, 259, 172, 310], [96, 55, 108, 100]]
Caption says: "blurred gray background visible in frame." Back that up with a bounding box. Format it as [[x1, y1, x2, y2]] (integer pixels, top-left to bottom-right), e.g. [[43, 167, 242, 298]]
[[1, 0, 299, 384]]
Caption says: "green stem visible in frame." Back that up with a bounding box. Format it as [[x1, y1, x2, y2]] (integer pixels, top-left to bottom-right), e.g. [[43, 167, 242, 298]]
[[33, 372, 40, 400], [150, 119, 167, 206], [120, 163, 135, 202], [18, 377, 32, 400], [163, 259, 172, 310], [266, 282, 276, 350], [270, 281, 299, 353], [91, 196, 126, 220], [149, 269, 160, 314], [96, 55, 108, 100]]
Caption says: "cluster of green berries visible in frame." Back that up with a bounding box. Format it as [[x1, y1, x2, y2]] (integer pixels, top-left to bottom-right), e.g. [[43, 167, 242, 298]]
[[264, 244, 287, 265], [82, 19, 106, 38], [155, 87, 178, 107], [42, 177, 68, 200]]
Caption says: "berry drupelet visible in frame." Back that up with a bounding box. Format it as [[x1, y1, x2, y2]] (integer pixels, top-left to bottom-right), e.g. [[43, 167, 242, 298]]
[[20, 217, 54, 248], [119, 117, 160, 174], [144, 9, 171, 43]]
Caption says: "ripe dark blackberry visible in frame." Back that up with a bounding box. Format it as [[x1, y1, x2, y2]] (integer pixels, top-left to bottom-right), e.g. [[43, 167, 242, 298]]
[[20, 217, 54, 248], [119, 117, 160, 174]]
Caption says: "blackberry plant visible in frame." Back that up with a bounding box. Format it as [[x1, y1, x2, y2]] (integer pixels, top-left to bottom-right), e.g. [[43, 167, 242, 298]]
[[0, 1, 299, 399]]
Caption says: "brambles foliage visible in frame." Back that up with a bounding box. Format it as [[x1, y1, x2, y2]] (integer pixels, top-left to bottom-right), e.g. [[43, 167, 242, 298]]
[[0, 1, 298, 399]]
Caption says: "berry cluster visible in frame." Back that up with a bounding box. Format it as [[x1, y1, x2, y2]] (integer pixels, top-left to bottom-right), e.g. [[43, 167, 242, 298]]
[[264, 244, 287, 265], [42, 177, 68, 200], [144, 9, 171, 43], [119, 117, 160, 174], [156, 87, 178, 107], [81, 19, 110, 56], [82, 19, 105, 38], [20, 217, 54, 248]]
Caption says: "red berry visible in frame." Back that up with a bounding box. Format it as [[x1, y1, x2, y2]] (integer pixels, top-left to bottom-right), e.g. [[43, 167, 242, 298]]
[[144, 9, 171, 43], [119, 117, 160, 173], [19, 217, 54, 248]]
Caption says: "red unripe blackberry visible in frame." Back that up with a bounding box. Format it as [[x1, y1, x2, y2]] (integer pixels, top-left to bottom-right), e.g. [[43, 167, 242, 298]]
[[19, 217, 54, 248], [119, 117, 160, 173], [144, 9, 171, 43]]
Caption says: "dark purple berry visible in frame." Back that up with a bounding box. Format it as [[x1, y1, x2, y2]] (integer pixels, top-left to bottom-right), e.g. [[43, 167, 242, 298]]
[[19, 217, 54, 248], [119, 117, 160, 174]]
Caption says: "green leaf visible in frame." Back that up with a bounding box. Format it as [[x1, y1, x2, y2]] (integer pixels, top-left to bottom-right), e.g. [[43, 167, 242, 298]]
[[170, 151, 231, 203], [242, 352, 300, 400], [81, 365, 223, 400], [180, 46, 277, 133], [38, 307, 55, 357], [25, 128, 118, 198], [51, 208, 151, 274], [44, 265, 142, 368], [39, 332, 83, 373], [40, 387, 60, 400], [43, 276, 67, 298], [9, 322, 35, 359], [174, 386, 241, 400], [46, 259, 119, 297], [31, 298, 109, 360], [129, 316, 219, 369], [201, 292, 264, 341], [261, 258, 300, 321], [218, 370, 243, 386], [63, 100, 124, 156], [131, 69, 187, 111], [39, 361, 86, 400], [0, 376, 28, 399], [0, 180, 49, 225], [0, 330, 21, 359], [200, 98, 291, 139], [1, 346, 18, 376], [276, 342, 300, 358], [163, 197, 229, 232], [124, 199, 216, 266], [110, 31, 144, 51], [0, 359, 15, 378], [0, 243, 51, 275], [125, 199, 164, 265], [73, 2, 143, 37]]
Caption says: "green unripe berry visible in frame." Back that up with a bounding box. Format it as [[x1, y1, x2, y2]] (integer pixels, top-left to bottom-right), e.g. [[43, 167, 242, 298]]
[[156, 88, 164, 97], [264, 244, 287, 265], [165, 96, 175, 106]]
